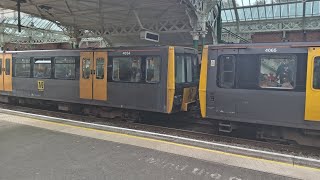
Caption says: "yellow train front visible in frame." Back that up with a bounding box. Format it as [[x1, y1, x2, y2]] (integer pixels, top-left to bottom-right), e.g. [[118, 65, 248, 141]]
[[199, 42, 320, 147], [0, 46, 199, 120]]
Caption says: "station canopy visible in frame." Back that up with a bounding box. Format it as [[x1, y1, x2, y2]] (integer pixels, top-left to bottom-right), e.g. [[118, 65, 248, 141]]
[[1, 0, 320, 45], [221, 0, 320, 22]]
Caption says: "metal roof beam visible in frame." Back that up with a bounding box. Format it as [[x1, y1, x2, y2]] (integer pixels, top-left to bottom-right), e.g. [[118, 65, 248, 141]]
[[231, 0, 240, 32], [302, 0, 306, 30]]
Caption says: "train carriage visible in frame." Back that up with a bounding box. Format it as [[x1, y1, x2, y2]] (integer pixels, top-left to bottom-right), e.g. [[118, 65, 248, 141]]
[[199, 42, 320, 146], [0, 46, 199, 120]]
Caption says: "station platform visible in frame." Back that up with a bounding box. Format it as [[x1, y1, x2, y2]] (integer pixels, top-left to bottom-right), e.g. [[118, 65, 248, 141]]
[[0, 112, 319, 180]]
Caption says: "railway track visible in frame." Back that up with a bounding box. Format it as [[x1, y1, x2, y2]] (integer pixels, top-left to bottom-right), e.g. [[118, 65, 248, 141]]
[[0, 102, 319, 161]]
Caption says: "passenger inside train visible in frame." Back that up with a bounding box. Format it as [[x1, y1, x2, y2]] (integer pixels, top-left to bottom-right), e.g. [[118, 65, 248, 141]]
[[260, 56, 295, 89]]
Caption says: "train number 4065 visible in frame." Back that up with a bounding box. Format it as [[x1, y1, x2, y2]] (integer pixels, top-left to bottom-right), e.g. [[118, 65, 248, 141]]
[[265, 48, 277, 53]]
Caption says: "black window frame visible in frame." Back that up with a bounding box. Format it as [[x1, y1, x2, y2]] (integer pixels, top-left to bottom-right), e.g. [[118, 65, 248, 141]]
[[110, 55, 161, 84], [314, 56, 320, 90], [0, 58, 2, 75], [111, 56, 143, 83], [33, 57, 53, 79], [175, 53, 199, 84], [258, 54, 298, 90], [145, 56, 161, 84], [5, 58, 10, 75], [217, 55, 236, 89], [13, 57, 31, 78], [54, 56, 76, 80]]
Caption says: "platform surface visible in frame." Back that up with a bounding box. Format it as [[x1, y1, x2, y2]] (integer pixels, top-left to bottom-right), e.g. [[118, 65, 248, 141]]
[[0, 113, 318, 180]]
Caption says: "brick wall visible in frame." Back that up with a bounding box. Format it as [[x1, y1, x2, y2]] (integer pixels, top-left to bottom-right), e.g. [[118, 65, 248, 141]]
[[4, 43, 71, 51], [252, 30, 320, 43]]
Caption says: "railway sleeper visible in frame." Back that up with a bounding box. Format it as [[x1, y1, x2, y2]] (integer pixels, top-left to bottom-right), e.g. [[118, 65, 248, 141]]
[[257, 126, 320, 148]]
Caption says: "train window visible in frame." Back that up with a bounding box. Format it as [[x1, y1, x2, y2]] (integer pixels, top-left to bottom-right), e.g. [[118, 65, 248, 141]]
[[82, 58, 91, 79], [14, 58, 31, 77], [146, 56, 160, 83], [314, 57, 320, 89], [34, 58, 52, 79], [112, 57, 141, 82], [218, 55, 236, 88], [0, 58, 2, 75], [186, 55, 193, 83], [54, 57, 75, 80], [259, 55, 297, 89], [5, 59, 10, 75], [96, 58, 105, 79], [175, 55, 185, 83]]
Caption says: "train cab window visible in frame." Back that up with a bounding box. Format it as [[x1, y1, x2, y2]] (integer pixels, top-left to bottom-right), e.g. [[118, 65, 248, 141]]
[[82, 58, 91, 79], [112, 56, 141, 82], [218, 55, 236, 88], [14, 58, 31, 77], [146, 56, 160, 83], [34, 58, 52, 79], [314, 57, 320, 89], [259, 55, 297, 89], [96, 58, 105, 79], [5, 59, 10, 75], [54, 57, 75, 79], [185, 55, 193, 83], [175, 55, 185, 83]]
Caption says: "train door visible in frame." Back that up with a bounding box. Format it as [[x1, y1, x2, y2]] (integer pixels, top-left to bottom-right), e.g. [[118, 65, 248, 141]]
[[3, 54, 12, 91], [0, 53, 12, 92], [0, 54, 3, 91], [305, 47, 320, 121], [80, 51, 107, 101]]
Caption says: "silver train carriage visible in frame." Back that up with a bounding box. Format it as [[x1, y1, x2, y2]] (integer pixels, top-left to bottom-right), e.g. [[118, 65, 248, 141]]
[[0, 46, 199, 120], [199, 42, 320, 146]]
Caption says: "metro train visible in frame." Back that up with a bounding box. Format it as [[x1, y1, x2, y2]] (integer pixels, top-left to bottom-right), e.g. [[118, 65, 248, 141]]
[[0, 46, 199, 121], [0, 42, 319, 147], [200, 42, 320, 147]]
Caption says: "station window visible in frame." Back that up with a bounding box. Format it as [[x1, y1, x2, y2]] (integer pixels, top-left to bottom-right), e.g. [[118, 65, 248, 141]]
[[175, 55, 185, 83], [14, 58, 31, 77], [218, 55, 236, 88], [146, 56, 160, 83], [82, 58, 91, 79], [5, 59, 10, 75], [34, 58, 52, 79], [54, 57, 75, 79], [112, 56, 141, 82], [259, 55, 297, 89], [314, 57, 320, 89]]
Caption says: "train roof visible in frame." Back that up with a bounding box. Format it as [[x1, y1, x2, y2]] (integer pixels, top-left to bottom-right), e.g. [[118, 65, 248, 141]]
[[207, 41, 320, 49], [1, 45, 196, 54]]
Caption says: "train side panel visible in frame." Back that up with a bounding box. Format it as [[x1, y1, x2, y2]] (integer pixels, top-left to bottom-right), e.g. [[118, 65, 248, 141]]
[[202, 44, 320, 131]]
